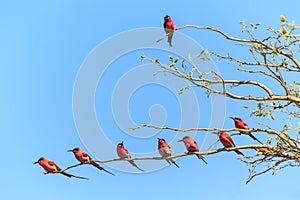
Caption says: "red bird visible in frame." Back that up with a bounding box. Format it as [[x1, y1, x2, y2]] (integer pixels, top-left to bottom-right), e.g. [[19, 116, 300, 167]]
[[230, 117, 263, 144], [178, 136, 207, 164], [157, 138, 179, 168], [255, 147, 271, 156], [216, 131, 245, 156], [33, 157, 87, 179], [163, 15, 175, 47], [116, 142, 144, 172], [68, 147, 115, 176]]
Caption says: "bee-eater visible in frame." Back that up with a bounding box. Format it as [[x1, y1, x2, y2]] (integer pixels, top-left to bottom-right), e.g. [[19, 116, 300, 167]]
[[255, 147, 271, 156], [116, 142, 144, 172], [163, 15, 175, 47], [157, 138, 179, 168], [215, 131, 245, 156], [230, 117, 263, 144], [33, 157, 88, 179], [68, 147, 115, 176], [178, 136, 207, 164]]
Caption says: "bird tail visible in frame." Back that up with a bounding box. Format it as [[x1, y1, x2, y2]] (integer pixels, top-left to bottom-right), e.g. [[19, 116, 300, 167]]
[[167, 32, 173, 47], [165, 159, 172, 165], [196, 154, 208, 164], [61, 171, 72, 178], [90, 161, 115, 176], [234, 150, 245, 156], [61, 171, 88, 180], [128, 160, 144, 172], [168, 158, 180, 168], [248, 133, 263, 145]]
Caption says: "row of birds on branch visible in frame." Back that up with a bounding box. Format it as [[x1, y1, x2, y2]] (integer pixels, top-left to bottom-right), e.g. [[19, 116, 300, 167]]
[[34, 117, 267, 179]]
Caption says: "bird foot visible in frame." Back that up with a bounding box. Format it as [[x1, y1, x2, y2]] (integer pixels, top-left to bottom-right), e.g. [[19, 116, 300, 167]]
[[220, 147, 228, 151], [186, 151, 196, 155]]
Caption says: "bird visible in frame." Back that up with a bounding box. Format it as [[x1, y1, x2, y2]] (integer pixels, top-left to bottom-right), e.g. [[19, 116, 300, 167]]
[[33, 157, 88, 179], [68, 147, 115, 176], [255, 147, 271, 156], [116, 142, 144, 172], [215, 131, 245, 156], [163, 15, 175, 47], [230, 117, 263, 144], [178, 136, 207, 164], [157, 138, 179, 168]]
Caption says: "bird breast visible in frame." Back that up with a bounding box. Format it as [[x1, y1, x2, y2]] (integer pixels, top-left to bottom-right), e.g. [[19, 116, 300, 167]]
[[159, 146, 171, 157], [117, 149, 129, 159]]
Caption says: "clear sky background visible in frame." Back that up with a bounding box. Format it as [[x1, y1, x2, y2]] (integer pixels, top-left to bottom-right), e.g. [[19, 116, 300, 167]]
[[1, 1, 300, 199]]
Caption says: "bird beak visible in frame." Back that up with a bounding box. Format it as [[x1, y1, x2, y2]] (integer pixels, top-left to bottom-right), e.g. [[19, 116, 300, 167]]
[[157, 137, 161, 140], [229, 117, 234, 120], [33, 161, 39, 165], [177, 139, 183, 142], [67, 149, 73, 152], [211, 132, 219, 135]]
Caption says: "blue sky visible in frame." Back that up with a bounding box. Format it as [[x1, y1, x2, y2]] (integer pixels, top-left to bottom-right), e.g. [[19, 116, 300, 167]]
[[1, 1, 300, 199]]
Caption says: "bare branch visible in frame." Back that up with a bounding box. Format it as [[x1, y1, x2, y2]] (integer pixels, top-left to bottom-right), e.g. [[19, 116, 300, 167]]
[[176, 25, 300, 69], [143, 56, 300, 107], [246, 158, 287, 184]]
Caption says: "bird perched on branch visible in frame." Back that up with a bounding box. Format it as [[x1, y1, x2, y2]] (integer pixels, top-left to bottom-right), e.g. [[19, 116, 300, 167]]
[[230, 117, 263, 144], [178, 136, 207, 164], [116, 142, 144, 172], [255, 147, 271, 156], [163, 15, 175, 47], [214, 131, 245, 156], [157, 138, 179, 168], [33, 157, 88, 179], [68, 147, 115, 176]]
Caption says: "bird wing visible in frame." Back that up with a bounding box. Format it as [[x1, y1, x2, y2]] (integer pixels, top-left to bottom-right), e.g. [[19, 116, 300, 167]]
[[169, 22, 175, 30], [240, 119, 249, 129], [48, 161, 61, 171], [225, 133, 235, 146], [82, 151, 92, 161], [163, 22, 166, 29], [124, 148, 129, 154]]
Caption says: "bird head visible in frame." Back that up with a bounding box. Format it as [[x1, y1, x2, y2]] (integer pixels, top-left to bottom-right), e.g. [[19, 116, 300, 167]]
[[230, 117, 241, 121], [117, 141, 124, 147], [164, 15, 170, 19], [67, 147, 79, 153], [33, 157, 44, 165], [157, 137, 166, 144], [177, 136, 190, 142], [211, 131, 221, 136]]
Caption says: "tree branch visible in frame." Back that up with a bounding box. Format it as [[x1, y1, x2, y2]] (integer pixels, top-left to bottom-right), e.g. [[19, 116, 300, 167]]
[[176, 25, 300, 69]]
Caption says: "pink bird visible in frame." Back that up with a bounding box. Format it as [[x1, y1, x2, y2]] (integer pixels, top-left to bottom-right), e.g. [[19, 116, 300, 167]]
[[255, 147, 271, 156], [215, 131, 245, 156], [163, 15, 175, 47], [157, 138, 179, 168], [116, 142, 144, 172], [178, 136, 207, 164], [68, 147, 115, 176], [230, 117, 263, 144], [33, 157, 87, 179]]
